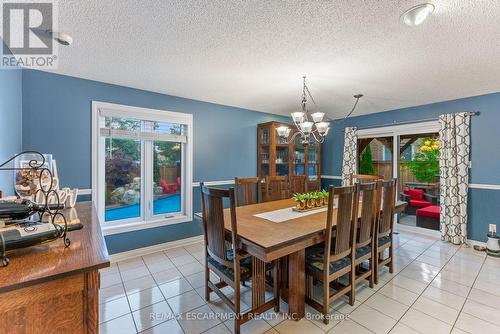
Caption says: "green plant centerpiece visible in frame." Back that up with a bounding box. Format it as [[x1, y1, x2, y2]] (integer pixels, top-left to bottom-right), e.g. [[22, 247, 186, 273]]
[[292, 190, 329, 211], [403, 137, 440, 183]]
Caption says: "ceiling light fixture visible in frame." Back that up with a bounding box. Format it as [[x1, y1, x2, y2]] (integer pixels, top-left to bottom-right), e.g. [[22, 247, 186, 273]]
[[276, 76, 363, 145], [401, 3, 435, 26], [46, 30, 73, 46]]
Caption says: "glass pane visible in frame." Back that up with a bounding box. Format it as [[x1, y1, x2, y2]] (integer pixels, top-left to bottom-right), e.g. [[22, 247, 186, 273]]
[[149, 121, 186, 136], [260, 128, 270, 145], [105, 116, 141, 131], [153, 141, 182, 215], [260, 147, 269, 178], [276, 147, 289, 176], [357, 137, 393, 180], [308, 147, 318, 180], [294, 147, 305, 175], [400, 134, 440, 195], [104, 138, 141, 222]]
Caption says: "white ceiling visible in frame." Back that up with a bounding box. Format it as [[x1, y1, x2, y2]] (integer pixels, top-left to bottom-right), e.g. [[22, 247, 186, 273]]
[[47, 0, 500, 119]]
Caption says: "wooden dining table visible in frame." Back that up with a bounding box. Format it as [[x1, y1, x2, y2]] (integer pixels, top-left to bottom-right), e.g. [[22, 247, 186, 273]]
[[216, 198, 407, 320]]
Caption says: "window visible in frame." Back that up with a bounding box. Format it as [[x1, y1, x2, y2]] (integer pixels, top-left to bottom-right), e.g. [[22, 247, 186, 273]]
[[92, 102, 193, 235]]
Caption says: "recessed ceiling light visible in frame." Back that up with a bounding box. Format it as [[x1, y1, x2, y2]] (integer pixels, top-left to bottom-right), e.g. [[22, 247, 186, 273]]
[[401, 3, 435, 26], [46, 30, 73, 46]]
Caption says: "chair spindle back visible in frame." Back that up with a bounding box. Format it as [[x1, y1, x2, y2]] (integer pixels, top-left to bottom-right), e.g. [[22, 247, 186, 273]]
[[200, 183, 238, 267], [234, 177, 259, 206], [379, 179, 396, 238], [356, 182, 379, 248]]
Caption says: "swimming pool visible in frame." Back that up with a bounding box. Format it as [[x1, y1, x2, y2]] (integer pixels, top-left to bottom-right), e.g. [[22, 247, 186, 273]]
[[105, 194, 181, 222]]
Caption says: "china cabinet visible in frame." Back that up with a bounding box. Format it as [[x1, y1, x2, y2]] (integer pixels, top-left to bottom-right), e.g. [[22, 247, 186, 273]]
[[257, 122, 321, 192]]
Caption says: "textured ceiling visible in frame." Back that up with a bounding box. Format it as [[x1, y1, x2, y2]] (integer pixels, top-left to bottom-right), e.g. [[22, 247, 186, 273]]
[[44, 0, 500, 118]]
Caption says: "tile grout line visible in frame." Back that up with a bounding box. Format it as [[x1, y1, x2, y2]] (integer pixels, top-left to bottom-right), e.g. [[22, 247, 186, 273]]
[[351, 238, 440, 334], [118, 259, 143, 333], [385, 242, 472, 334], [450, 252, 487, 333]]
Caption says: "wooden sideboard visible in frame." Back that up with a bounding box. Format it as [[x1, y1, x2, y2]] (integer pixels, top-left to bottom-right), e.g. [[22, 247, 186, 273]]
[[0, 202, 110, 334]]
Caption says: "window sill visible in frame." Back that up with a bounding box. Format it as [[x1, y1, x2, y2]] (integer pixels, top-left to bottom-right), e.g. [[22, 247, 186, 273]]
[[101, 214, 192, 236]]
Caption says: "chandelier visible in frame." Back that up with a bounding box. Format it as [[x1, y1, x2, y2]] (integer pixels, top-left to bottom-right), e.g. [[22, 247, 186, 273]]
[[276, 76, 363, 144]]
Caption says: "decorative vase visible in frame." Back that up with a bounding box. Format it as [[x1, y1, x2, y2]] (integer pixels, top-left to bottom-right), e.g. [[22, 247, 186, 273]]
[[296, 201, 306, 211], [306, 199, 315, 209]]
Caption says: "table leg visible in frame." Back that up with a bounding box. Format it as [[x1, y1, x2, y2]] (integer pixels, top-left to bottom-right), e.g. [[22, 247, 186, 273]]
[[288, 249, 305, 320], [252, 257, 266, 310]]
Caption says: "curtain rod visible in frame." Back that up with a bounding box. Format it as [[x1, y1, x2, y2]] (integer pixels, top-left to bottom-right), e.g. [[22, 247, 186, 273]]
[[337, 111, 480, 131]]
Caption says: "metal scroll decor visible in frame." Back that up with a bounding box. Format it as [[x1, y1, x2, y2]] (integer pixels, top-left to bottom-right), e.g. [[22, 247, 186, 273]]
[[0, 151, 70, 267]]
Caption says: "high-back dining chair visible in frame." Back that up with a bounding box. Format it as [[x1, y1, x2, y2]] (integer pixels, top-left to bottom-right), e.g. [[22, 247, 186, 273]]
[[290, 175, 306, 194], [352, 182, 380, 295], [305, 185, 359, 324], [234, 177, 260, 206], [349, 174, 384, 185], [200, 183, 280, 334], [264, 175, 289, 201], [374, 179, 396, 284]]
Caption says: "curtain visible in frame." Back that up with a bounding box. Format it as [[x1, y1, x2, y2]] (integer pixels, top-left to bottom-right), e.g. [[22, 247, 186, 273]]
[[341, 127, 358, 186], [439, 113, 471, 244]]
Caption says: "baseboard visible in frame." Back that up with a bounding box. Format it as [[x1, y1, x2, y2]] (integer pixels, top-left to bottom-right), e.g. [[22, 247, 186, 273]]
[[466, 239, 486, 248], [109, 235, 204, 263], [394, 223, 488, 248]]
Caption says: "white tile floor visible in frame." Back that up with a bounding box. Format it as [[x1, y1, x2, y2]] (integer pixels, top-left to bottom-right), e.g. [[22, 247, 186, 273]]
[[99, 228, 500, 334]]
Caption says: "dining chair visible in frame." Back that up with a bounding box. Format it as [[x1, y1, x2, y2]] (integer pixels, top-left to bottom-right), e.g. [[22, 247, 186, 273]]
[[234, 177, 260, 206], [374, 179, 396, 284], [349, 174, 384, 185], [352, 182, 380, 295], [305, 185, 359, 324], [200, 183, 280, 334], [290, 175, 306, 194], [264, 175, 289, 201]]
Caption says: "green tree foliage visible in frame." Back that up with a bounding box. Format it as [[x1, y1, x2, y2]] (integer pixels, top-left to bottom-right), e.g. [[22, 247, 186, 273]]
[[403, 137, 440, 182], [359, 146, 375, 175]]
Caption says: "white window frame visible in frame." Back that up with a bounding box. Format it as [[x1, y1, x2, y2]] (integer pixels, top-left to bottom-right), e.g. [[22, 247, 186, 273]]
[[91, 101, 193, 235]]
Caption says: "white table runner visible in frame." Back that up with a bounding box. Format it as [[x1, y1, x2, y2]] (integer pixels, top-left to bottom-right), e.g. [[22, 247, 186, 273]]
[[253, 206, 329, 223]]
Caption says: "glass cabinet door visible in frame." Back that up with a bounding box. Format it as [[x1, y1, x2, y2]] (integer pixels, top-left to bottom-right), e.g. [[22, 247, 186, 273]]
[[308, 146, 318, 180], [260, 147, 270, 178], [294, 147, 305, 175], [260, 128, 270, 145], [276, 147, 289, 176]]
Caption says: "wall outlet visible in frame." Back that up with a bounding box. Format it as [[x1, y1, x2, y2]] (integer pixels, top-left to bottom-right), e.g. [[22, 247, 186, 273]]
[[489, 224, 497, 234]]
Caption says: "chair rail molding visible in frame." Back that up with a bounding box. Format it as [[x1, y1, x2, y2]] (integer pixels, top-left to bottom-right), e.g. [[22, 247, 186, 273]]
[[468, 183, 500, 190], [320, 175, 343, 180]]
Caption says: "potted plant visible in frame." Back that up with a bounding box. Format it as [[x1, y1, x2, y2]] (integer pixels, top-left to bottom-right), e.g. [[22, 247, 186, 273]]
[[313, 191, 323, 207], [321, 189, 329, 205], [305, 193, 315, 209], [292, 193, 307, 210]]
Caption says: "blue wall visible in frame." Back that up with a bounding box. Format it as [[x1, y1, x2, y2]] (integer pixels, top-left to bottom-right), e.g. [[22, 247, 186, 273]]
[[0, 60, 22, 195], [321, 92, 500, 242], [22, 69, 287, 253]]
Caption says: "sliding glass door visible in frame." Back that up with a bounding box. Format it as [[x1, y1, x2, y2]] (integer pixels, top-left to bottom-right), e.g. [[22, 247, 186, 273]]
[[356, 121, 441, 230]]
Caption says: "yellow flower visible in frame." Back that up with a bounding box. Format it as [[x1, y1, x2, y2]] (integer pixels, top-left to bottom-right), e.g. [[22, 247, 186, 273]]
[[431, 144, 439, 150], [421, 146, 429, 151], [424, 140, 432, 146]]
